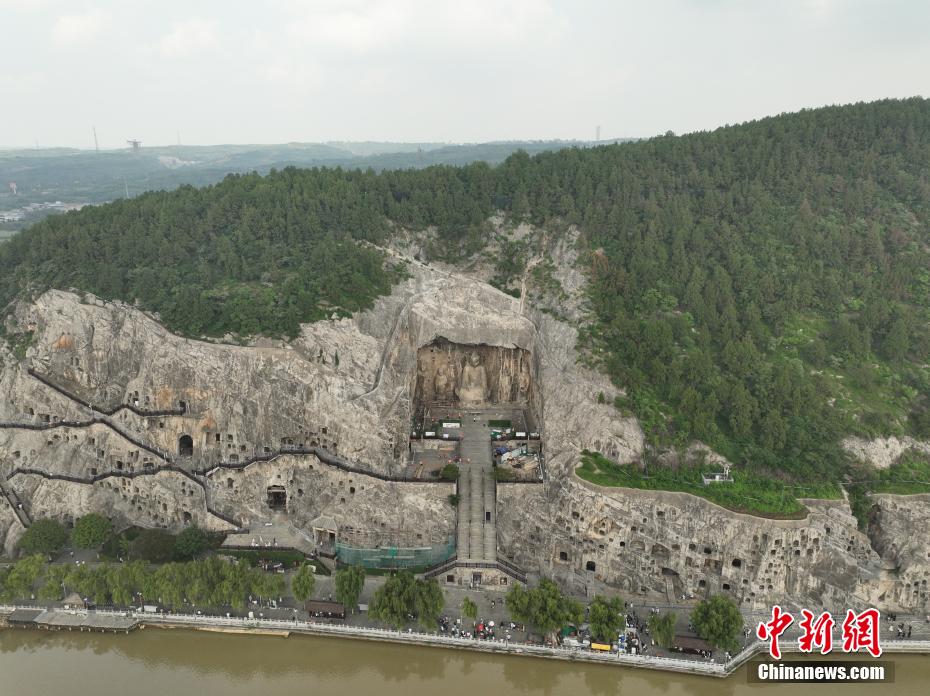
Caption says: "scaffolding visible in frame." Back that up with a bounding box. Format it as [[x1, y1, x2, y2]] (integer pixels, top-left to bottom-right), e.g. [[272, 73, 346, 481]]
[[336, 537, 456, 570]]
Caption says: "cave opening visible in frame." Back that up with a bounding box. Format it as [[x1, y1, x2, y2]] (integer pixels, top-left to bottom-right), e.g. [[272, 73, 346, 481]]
[[178, 434, 194, 457], [413, 338, 537, 415], [267, 485, 287, 510], [410, 338, 541, 480]]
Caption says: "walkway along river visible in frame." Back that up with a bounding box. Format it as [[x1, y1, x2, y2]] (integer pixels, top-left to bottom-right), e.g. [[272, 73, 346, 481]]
[[2, 623, 930, 696], [3, 604, 929, 682]]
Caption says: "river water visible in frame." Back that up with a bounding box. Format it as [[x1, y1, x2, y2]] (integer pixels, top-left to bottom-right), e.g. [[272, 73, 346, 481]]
[[1, 629, 927, 695]]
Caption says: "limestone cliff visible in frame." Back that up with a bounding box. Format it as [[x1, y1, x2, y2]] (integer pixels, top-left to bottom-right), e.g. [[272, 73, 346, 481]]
[[0, 253, 927, 613]]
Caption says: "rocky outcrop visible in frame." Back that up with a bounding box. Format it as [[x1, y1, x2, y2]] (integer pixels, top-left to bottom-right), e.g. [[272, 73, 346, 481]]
[[0, 492, 25, 556], [864, 493, 930, 609], [207, 454, 455, 548], [10, 469, 234, 533], [496, 479, 902, 610], [843, 436, 930, 469], [0, 252, 927, 613]]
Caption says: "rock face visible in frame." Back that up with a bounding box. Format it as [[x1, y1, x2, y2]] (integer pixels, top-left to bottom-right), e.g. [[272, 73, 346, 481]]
[[414, 339, 535, 409], [843, 436, 930, 469], [207, 455, 455, 549], [496, 480, 913, 611], [864, 493, 930, 609], [0, 494, 25, 556], [0, 252, 928, 613]]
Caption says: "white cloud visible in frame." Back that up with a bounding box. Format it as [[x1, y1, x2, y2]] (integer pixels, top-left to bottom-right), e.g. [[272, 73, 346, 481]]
[[159, 18, 219, 58], [51, 9, 109, 45], [283, 0, 557, 54]]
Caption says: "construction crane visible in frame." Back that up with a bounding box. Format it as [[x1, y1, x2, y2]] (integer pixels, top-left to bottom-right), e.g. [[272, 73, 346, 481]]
[[126, 139, 142, 152]]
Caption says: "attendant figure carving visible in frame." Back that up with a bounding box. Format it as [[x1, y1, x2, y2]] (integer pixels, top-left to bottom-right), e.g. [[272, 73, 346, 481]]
[[517, 360, 531, 400], [433, 361, 453, 401]]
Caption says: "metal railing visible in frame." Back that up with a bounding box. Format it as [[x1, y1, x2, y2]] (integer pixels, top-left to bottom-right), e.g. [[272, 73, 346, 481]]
[[4, 604, 927, 677]]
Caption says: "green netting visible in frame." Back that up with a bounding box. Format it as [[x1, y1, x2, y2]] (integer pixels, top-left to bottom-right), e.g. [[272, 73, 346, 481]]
[[336, 538, 455, 569]]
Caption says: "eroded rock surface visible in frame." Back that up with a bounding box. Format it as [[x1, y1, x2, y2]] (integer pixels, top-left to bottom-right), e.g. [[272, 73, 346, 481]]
[[0, 253, 927, 612]]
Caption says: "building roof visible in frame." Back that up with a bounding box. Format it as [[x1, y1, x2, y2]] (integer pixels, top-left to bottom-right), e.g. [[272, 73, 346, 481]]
[[310, 515, 337, 532], [305, 600, 345, 615], [7, 608, 42, 624], [62, 592, 85, 606]]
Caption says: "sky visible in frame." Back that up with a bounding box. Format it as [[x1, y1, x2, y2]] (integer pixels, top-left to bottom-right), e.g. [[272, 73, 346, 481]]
[[1, 0, 929, 148]]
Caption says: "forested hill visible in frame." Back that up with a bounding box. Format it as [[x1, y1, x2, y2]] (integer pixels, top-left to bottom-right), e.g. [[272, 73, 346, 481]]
[[1, 98, 929, 488]]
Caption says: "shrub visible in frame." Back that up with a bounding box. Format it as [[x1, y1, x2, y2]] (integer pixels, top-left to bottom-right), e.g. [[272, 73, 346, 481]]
[[17, 518, 68, 556]]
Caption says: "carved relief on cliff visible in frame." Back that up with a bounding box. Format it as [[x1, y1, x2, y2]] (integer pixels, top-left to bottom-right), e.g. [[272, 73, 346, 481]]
[[413, 338, 534, 408]]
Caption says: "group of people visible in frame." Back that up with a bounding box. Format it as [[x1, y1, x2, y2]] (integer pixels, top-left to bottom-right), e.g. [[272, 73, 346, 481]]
[[887, 613, 913, 639], [436, 615, 515, 642]]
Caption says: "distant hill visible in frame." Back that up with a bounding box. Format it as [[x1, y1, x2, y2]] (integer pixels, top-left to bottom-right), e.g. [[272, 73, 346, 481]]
[[0, 139, 619, 230], [2, 98, 928, 497]]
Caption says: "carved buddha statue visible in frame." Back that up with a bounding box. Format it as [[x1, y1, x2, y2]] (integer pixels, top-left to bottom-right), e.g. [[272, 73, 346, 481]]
[[457, 350, 488, 405]]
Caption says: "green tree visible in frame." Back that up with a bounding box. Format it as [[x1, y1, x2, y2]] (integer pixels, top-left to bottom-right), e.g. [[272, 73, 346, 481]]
[[369, 571, 444, 629], [152, 563, 187, 608], [174, 526, 210, 560], [506, 580, 583, 639], [461, 597, 478, 621], [648, 611, 677, 649], [3, 555, 45, 600], [587, 595, 624, 643], [37, 564, 70, 602], [292, 563, 317, 606], [107, 561, 146, 606], [412, 577, 445, 628], [255, 572, 285, 603], [71, 513, 113, 549], [132, 529, 176, 563], [370, 571, 416, 629], [18, 518, 68, 556], [334, 565, 366, 613], [690, 595, 743, 652]]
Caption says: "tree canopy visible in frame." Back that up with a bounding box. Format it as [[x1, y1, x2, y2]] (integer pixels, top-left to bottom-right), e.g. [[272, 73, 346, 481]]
[[369, 570, 445, 629], [334, 565, 366, 612], [17, 518, 68, 556], [461, 596, 478, 620], [173, 526, 211, 560], [690, 595, 743, 652], [2, 99, 930, 489], [71, 514, 112, 549], [1, 554, 281, 611], [506, 579, 584, 637], [648, 611, 677, 649], [587, 595, 625, 643], [291, 563, 317, 605]]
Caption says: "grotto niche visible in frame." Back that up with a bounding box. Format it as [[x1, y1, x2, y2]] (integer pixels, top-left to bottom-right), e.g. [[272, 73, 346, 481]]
[[412, 338, 538, 424]]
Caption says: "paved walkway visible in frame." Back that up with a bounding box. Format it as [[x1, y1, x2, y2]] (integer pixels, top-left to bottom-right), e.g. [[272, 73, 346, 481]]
[[456, 414, 496, 563]]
